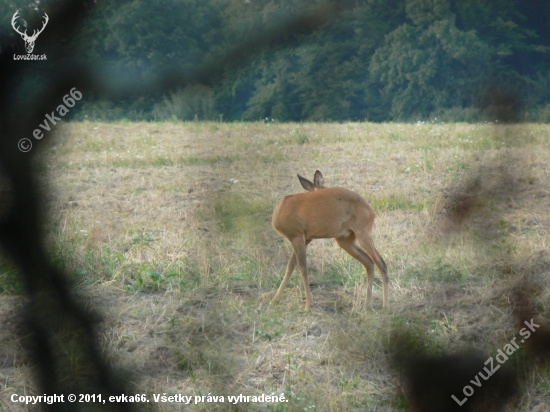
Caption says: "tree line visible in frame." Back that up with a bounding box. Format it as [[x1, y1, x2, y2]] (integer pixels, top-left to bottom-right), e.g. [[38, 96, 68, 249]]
[[7, 0, 550, 122]]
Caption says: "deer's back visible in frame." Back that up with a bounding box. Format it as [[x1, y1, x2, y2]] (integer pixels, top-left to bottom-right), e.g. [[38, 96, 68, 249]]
[[272, 187, 374, 240]]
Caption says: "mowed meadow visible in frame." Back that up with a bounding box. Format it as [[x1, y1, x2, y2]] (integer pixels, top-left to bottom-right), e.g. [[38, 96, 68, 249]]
[[1, 121, 550, 411]]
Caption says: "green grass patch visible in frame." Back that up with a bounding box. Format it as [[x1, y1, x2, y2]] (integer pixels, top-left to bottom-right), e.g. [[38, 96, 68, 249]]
[[0, 260, 23, 295], [369, 194, 425, 212], [214, 192, 272, 236], [227, 254, 267, 283], [78, 154, 240, 168], [389, 131, 400, 141], [391, 314, 447, 356], [282, 128, 311, 145], [402, 257, 468, 284], [318, 259, 365, 288], [254, 315, 286, 342], [179, 154, 240, 166], [124, 257, 201, 293]]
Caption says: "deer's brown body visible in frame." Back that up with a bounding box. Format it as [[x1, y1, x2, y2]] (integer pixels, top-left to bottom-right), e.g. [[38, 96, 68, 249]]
[[271, 171, 388, 310], [273, 187, 374, 240]]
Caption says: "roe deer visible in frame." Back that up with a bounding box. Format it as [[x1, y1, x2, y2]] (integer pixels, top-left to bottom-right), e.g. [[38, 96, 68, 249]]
[[271, 170, 388, 310]]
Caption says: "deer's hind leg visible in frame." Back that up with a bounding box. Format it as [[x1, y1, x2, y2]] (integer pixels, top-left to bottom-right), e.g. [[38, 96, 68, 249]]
[[354, 230, 389, 310], [335, 234, 376, 308]]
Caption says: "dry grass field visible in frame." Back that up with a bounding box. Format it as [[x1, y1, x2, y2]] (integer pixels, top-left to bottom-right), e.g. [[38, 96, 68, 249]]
[[1, 121, 550, 411]]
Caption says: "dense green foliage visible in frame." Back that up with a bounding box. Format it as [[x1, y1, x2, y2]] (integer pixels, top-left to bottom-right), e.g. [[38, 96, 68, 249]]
[[5, 0, 550, 121]]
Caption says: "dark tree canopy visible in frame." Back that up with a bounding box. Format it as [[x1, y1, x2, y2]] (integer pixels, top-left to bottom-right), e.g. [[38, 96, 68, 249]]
[[6, 0, 547, 122]]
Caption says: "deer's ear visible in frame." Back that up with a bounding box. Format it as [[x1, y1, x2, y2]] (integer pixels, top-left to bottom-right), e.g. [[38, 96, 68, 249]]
[[314, 170, 325, 189], [297, 174, 315, 192]]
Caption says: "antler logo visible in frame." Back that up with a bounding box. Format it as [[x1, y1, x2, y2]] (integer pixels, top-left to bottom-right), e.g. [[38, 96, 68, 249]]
[[11, 11, 49, 54]]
